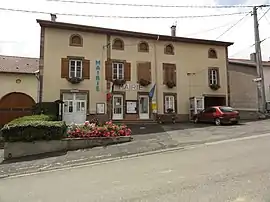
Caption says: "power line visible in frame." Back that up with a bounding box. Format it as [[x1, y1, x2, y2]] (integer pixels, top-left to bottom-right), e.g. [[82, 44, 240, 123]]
[[46, 0, 269, 9], [216, 12, 251, 39], [0, 8, 249, 19], [258, 7, 270, 21], [184, 19, 242, 37]]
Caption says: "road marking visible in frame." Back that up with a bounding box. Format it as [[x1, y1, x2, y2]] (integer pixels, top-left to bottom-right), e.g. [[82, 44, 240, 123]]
[[2, 132, 270, 180], [205, 132, 270, 146], [233, 197, 246, 201]]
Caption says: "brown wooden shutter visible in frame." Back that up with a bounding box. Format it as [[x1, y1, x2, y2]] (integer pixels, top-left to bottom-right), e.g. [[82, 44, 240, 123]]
[[61, 58, 69, 78], [82, 59, 90, 79], [137, 63, 143, 82], [105, 60, 112, 81], [163, 63, 169, 84], [146, 62, 151, 82], [124, 62, 131, 81], [171, 65, 176, 86]]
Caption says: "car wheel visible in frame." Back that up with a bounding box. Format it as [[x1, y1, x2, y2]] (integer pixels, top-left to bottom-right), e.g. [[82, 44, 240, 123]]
[[215, 118, 221, 126], [194, 117, 199, 124]]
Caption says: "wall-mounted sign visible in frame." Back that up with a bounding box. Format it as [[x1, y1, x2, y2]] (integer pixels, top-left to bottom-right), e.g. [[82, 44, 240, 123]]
[[120, 84, 143, 91], [95, 60, 101, 92], [126, 100, 137, 114], [96, 103, 105, 114]]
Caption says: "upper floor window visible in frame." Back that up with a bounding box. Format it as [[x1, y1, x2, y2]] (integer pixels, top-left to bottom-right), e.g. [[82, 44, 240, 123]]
[[113, 63, 124, 80], [208, 68, 219, 85], [164, 44, 174, 55], [69, 34, 83, 47], [69, 60, 82, 78], [208, 48, 217, 59], [138, 41, 149, 52], [112, 38, 124, 50]]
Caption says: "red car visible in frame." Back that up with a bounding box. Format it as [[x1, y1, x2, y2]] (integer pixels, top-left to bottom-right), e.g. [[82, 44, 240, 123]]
[[193, 106, 240, 126]]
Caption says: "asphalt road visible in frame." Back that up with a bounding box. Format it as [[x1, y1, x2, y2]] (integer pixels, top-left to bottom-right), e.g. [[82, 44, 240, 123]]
[[1, 133, 270, 202]]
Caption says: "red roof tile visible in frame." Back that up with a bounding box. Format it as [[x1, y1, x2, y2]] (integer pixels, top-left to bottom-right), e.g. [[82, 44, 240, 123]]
[[0, 55, 39, 74]]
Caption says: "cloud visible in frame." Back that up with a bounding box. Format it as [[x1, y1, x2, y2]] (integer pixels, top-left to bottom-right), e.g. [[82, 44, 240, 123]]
[[0, 0, 270, 61]]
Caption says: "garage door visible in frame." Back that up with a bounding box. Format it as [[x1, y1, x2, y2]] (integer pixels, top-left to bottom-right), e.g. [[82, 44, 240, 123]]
[[0, 92, 35, 126]]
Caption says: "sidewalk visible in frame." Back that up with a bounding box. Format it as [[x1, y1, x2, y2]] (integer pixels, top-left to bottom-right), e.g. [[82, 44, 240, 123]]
[[1, 120, 270, 178]]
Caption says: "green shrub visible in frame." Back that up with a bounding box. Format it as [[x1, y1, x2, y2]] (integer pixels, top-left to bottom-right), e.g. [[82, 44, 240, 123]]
[[32, 102, 60, 118], [1, 121, 67, 142], [8, 114, 56, 125]]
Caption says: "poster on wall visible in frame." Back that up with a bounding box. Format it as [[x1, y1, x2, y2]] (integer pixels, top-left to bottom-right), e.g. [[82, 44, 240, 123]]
[[96, 103, 105, 114], [126, 101, 137, 114]]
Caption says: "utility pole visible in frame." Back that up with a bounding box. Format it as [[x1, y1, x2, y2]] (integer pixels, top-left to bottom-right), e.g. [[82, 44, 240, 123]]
[[253, 6, 266, 114]]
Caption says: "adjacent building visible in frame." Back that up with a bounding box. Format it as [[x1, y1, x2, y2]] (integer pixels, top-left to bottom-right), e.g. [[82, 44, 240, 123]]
[[37, 18, 233, 124], [0, 55, 39, 126], [228, 54, 270, 119]]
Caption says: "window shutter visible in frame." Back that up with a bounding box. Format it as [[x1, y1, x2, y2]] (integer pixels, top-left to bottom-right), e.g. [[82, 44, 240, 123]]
[[137, 63, 143, 82], [146, 62, 152, 82], [124, 62, 131, 81], [61, 58, 69, 78], [105, 60, 112, 81], [208, 68, 212, 85], [171, 65, 176, 86], [82, 59, 90, 79], [163, 64, 170, 84]]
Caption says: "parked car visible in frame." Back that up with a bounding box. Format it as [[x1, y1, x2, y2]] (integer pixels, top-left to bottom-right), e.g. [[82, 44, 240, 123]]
[[193, 106, 240, 126]]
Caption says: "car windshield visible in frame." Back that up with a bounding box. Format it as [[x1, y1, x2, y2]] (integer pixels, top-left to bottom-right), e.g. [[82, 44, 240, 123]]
[[219, 106, 234, 112]]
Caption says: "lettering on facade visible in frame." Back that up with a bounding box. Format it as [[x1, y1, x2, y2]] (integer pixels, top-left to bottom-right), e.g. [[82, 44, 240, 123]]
[[95, 60, 101, 92], [119, 84, 143, 91]]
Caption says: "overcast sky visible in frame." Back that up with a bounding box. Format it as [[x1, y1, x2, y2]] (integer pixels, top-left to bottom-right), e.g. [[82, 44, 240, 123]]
[[0, 0, 270, 60]]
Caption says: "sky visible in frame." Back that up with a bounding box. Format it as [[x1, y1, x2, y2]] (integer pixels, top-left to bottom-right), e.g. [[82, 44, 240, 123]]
[[0, 0, 270, 60]]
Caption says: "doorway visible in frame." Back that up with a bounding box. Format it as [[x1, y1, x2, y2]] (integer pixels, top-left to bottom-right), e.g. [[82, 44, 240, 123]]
[[112, 94, 124, 120], [204, 96, 226, 108], [139, 95, 149, 119]]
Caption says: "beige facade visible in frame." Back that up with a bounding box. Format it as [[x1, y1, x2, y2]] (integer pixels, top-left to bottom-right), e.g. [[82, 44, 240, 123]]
[[0, 74, 38, 101], [0, 55, 39, 125], [38, 19, 232, 124]]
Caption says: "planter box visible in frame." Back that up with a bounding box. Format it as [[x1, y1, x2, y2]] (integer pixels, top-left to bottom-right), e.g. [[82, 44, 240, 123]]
[[4, 136, 132, 160]]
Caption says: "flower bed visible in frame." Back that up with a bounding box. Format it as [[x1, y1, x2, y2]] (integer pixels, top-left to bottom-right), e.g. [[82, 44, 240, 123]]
[[67, 121, 132, 138]]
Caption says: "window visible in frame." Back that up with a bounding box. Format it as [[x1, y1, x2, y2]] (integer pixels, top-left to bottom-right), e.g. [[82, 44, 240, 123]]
[[164, 95, 175, 113], [112, 38, 124, 50], [209, 68, 219, 85], [138, 41, 149, 52], [69, 34, 83, 47], [164, 44, 174, 55], [69, 60, 82, 78], [204, 107, 216, 113], [112, 63, 124, 80], [219, 106, 234, 113], [208, 48, 217, 58]]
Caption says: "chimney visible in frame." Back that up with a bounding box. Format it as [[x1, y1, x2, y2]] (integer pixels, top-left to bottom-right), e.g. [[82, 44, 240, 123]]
[[171, 25, 176, 37], [50, 14, 57, 22], [250, 53, 256, 62]]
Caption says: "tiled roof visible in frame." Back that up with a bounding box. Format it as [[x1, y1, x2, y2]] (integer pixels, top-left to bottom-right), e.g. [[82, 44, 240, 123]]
[[229, 58, 270, 67], [0, 55, 39, 74]]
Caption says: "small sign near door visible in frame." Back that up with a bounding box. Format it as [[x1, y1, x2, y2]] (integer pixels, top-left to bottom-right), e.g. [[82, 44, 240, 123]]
[[126, 100, 137, 114]]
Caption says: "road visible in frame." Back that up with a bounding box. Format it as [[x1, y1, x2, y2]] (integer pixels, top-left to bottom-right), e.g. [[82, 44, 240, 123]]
[[1, 134, 270, 201]]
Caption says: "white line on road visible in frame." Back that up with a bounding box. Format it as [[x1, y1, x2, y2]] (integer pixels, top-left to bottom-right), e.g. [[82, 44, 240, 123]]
[[2, 132, 270, 180]]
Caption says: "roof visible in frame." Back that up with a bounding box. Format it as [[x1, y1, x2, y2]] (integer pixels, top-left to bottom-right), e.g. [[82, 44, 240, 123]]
[[229, 58, 270, 67], [36, 19, 233, 47], [0, 55, 39, 74]]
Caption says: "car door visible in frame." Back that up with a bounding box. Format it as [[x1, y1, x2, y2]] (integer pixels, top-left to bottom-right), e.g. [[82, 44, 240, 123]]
[[202, 107, 215, 123]]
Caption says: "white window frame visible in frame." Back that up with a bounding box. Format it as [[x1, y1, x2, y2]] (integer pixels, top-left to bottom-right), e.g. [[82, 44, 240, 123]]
[[69, 59, 83, 79], [209, 69, 218, 85], [112, 62, 124, 80], [165, 95, 175, 113]]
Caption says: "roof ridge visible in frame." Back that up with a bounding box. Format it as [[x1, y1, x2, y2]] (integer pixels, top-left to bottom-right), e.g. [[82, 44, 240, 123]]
[[0, 55, 39, 60]]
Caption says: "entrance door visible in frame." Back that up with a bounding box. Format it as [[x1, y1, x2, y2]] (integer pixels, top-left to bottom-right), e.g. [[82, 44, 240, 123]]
[[139, 95, 149, 119], [63, 93, 87, 124], [112, 95, 123, 120]]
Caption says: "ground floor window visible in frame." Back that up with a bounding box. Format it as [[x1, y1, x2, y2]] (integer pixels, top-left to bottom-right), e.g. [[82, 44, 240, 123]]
[[164, 93, 177, 113]]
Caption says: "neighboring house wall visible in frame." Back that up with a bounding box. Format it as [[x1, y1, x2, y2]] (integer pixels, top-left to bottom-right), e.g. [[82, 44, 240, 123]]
[[0, 73, 38, 101], [228, 62, 258, 119], [263, 67, 270, 102], [40, 20, 231, 124]]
